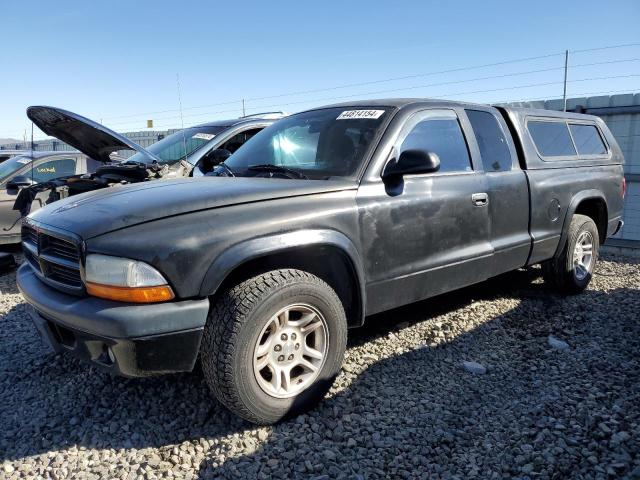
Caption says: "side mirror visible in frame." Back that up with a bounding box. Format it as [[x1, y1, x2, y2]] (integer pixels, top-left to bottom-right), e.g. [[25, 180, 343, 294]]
[[382, 150, 440, 180], [6, 175, 36, 190], [200, 149, 232, 174]]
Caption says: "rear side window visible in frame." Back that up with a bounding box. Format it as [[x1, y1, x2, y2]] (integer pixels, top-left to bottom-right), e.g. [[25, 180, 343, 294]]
[[569, 124, 607, 155], [528, 121, 576, 157], [400, 111, 472, 173], [466, 110, 512, 171]]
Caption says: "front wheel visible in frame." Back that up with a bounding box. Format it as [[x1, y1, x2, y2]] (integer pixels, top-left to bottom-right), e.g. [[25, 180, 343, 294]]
[[542, 214, 599, 294], [200, 269, 347, 424]]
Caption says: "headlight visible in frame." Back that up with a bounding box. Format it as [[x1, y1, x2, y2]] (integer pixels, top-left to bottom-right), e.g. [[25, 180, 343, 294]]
[[84, 254, 174, 303]]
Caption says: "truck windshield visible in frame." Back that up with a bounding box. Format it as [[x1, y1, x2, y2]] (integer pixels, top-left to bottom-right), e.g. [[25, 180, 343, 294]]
[[224, 107, 390, 179], [0, 155, 31, 183], [126, 126, 227, 165]]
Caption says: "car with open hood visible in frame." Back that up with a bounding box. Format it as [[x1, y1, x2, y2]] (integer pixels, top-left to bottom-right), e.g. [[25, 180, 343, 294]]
[[0, 150, 96, 244], [17, 99, 625, 424], [14, 106, 285, 217]]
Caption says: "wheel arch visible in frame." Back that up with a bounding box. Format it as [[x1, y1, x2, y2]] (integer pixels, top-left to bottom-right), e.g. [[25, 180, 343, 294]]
[[199, 229, 366, 327], [555, 190, 608, 256]]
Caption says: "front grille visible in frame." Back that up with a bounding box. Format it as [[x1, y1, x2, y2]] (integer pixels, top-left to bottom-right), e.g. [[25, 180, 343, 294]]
[[45, 236, 80, 262], [47, 263, 83, 287], [22, 225, 39, 246], [22, 223, 83, 293]]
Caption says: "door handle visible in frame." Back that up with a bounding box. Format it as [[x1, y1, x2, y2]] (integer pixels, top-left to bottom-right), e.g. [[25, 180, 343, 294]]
[[471, 193, 489, 207]]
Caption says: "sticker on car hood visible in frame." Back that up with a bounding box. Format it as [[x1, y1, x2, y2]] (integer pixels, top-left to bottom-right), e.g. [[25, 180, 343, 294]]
[[336, 110, 385, 120]]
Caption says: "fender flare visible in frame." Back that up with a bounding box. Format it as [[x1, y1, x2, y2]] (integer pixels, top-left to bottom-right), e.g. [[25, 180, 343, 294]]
[[199, 229, 366, 325], [554, 189, 607, 257]]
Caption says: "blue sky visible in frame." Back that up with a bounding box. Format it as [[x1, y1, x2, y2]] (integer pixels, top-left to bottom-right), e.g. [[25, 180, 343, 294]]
[[1, 0, 639, 140]]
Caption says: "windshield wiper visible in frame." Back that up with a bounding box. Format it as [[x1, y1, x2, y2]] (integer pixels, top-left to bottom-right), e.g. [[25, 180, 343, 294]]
[[122, 159, 148, 167], [247, 164, 308, 179], [219, 162, 235, 177]]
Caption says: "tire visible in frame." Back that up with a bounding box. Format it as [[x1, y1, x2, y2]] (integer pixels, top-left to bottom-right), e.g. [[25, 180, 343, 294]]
[[201, 269, 347, 424], [542, 214, 599, 294]]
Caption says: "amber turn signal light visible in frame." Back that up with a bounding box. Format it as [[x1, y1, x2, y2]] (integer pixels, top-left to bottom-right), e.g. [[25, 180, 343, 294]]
[[86, 282, 175, 303]]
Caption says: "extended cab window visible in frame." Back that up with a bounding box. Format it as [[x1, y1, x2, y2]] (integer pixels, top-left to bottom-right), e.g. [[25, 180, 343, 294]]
[[528, 120, 577, 158], [569, 124, 607, 155], [31, 158, 76, 182], [466, 110, 512, 171], [400, 111, 472, 173]]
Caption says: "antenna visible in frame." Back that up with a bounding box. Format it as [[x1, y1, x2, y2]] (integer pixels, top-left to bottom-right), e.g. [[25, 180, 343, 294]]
[[30, 122, 34, 184], [176, 73, 188, 163]]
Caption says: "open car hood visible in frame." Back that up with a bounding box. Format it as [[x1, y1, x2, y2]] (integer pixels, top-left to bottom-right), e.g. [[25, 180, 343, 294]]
[[27, 106, 159, 163]]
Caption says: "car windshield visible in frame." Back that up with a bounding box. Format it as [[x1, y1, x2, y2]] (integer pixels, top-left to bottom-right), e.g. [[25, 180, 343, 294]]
[[223, 107, 391, 180], [126, 126, 227, 165], [0, 155, 31, 183]]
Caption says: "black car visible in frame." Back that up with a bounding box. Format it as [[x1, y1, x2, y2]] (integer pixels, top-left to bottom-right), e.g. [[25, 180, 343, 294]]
[[17, 99, 625, 424]]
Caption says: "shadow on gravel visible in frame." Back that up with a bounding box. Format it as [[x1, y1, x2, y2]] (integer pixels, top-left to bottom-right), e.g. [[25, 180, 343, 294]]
[[195, 268, 640, 478], [1, 265, 638, 478]]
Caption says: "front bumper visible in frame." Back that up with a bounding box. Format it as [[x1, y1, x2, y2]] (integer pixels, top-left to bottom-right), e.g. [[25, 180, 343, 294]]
[[17, 264, 210, 377]]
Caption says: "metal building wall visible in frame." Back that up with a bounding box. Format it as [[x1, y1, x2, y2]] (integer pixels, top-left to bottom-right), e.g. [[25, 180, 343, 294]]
[[0, 130, 173, 155], [505, 93, 640, 246]]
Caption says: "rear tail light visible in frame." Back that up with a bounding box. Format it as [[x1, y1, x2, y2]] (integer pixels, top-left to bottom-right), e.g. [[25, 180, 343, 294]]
[[622, 177, 627, 198]]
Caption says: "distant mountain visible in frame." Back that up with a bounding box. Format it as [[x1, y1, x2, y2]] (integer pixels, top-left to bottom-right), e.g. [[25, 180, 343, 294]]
[[0, 138, 20, 145]]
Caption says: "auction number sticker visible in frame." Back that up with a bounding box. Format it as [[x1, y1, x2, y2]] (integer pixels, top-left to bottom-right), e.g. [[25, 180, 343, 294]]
[[192, 133, 216, 141], [336, 110, 385, 120]]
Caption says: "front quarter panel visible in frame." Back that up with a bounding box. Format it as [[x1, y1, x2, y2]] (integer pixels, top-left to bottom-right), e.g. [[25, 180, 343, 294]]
[[85, 189, 361, 300]]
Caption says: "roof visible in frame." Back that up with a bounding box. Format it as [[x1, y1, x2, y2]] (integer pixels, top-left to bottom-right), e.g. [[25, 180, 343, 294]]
[[194, 113, 286, 129], [0, 149, 28, 155], [0, 150, 81, 159], [498, 105, 604, 122], [299, 97, 490, 111]]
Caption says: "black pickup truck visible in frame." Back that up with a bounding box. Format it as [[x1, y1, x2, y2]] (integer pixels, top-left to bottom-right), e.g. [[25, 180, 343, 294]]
[[17, 99, 625, 424]]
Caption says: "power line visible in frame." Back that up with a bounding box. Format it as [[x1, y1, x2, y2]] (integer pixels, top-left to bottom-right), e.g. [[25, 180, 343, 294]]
[[104, 58, 640, 130], [15, 77, 640, 138], [240, 74, 640, 113], [571, 42, 640, 54], [3, 43, 639, 138], [494, 88, 640, 105], [136, 75, 640, 132], [98, 41, 640, 123]]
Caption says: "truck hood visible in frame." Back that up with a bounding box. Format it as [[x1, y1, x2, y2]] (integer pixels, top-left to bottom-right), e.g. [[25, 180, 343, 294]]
[[28, 177, 357, 239], [27, 106, 159, 163]]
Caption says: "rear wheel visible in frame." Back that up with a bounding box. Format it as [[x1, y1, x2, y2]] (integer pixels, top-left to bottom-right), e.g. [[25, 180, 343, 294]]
[[200, 269, 347, 424], [542, 214, 599, 294]]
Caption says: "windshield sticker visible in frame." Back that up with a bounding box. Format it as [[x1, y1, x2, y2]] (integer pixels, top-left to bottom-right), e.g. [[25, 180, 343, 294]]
[[16, 158, 31, 164], [337, 110, 385, 120], [192, 133, 216, 141]]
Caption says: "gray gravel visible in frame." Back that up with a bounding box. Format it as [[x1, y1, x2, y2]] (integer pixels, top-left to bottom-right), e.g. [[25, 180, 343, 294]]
[[1, 253, 639, 479]]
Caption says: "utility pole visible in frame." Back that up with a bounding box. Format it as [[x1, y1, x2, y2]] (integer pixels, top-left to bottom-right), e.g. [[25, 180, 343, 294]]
[[242, 99, 246, 117], [563, 49, 569, 112]]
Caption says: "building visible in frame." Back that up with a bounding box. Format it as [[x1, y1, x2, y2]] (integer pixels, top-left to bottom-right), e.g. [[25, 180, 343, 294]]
[[0, 129, 179, 157]]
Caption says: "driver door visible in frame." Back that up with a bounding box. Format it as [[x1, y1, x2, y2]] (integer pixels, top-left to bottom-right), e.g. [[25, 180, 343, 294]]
[[358, 108, 493, 314]]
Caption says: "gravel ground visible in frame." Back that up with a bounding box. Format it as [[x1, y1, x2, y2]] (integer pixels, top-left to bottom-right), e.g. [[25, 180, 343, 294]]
[[0, 253, 639, 479]]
